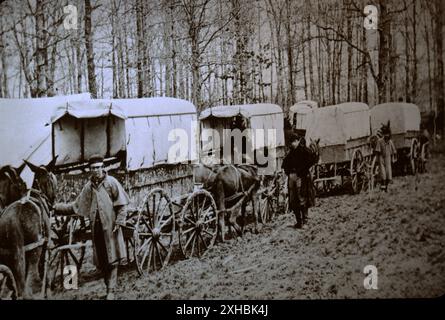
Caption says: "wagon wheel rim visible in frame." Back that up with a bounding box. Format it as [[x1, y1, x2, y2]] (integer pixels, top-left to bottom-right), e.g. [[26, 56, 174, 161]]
[[134, 188, 174, 276], [418, 143, 427, 173], [179, 190, 218, 259], [0, 265, 18, 300], [350, 150, 364, 194]]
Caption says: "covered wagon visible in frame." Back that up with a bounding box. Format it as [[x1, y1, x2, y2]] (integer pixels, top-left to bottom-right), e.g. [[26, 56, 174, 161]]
[[289, 100, 318, 137], [199, 103, 286, 222], [0, 93, 91, 187], [370, 102, 423, 175], [306, 102, 373, 194], [48, 97, 218, 281]]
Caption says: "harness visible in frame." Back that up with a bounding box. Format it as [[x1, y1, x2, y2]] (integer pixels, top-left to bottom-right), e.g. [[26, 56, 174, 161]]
[[0, 189, 51, 253]]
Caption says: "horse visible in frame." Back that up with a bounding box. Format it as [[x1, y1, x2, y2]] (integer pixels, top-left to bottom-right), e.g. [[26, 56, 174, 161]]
[[193, 163, 261, 241], [307, 138, 321, 164], [0, 164, 27, 211], [0, 158, 57, 299]]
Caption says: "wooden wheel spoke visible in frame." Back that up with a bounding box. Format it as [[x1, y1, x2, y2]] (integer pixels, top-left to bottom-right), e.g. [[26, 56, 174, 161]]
[[201, 205, 214, 219], [141, 218, 153, 233], [156, 201, 169, 227], [190, 232, 197, 257], [183, 226, 196, 235], [140, 241, 152, 270], [137, 238, 151, 256], [66, 249, 80, 268], [154, 242, 164, 268], [152, 195, 157, 224], [159, 215, 173, 230], [196, 232, 201, 257], [198, 233, 208, 250], [202, 216, 217, 225], [184, 231, 196, 252], [202, 228, 215, 238], [200, 197, 207, 217], [160, 232, 172, 237], [184, 216, 196, 225], [157, 240, 168, 255]]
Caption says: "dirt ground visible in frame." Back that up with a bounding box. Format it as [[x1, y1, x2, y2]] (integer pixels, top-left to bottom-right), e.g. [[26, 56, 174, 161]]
[[52, 150, 445, 300]]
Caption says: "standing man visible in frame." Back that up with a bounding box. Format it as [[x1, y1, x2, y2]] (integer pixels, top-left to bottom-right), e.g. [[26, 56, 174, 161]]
[[54, 155, 130, 300], [375, 124, 397, 191], [282, 135, 317, 229]]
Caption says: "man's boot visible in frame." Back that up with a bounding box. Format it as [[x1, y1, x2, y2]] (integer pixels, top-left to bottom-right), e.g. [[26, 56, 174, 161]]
[[302, 207, 308, 225], [294, 209, 302, 229]]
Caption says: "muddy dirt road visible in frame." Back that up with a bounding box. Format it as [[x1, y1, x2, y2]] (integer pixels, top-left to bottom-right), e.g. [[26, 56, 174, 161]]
[[53, 153, 445, 300]]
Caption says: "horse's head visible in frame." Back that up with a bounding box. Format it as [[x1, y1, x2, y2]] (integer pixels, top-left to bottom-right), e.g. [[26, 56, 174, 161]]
[[0, 164, 27, 210], [193, 163, 218, 190], [308, 138, 320, 162], [24, 157, 58, 205], [380, 120, 391, 138]]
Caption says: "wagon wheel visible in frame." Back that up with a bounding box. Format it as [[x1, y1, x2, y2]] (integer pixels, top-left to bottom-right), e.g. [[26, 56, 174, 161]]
[[134, 188, 174, 276], [179, 190, 218, 259], [409, 138, 420, 175], [47, 216, 88, 290], [0, 264, 18, 300], [350, 150, 366, 194], [258, 177, 274, 223], [259, 189, 274, 223]]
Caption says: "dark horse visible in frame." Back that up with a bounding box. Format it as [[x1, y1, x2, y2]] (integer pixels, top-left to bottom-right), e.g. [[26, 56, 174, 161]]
[[194, 163, 261, 241], [0, 158, 57, 299], [0, 164, 26, 211]]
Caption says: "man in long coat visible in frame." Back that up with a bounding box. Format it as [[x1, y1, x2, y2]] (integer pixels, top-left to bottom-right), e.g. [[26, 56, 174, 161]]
[[54, 155, 129, 299], [374, 127, 397, 191], [281, 135, 317, 229]]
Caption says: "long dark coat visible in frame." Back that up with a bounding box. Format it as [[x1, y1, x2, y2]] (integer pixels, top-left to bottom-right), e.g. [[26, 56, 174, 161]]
[[56, 173, 130, 267]]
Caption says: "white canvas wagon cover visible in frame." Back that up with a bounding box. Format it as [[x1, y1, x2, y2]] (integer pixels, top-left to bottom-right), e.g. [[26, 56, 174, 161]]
[[289, 101, 318, 130], [306, 102, 370, 147], [51, 97, 198, 171], [371, 103, 420, 135], [199, 104, 285, 149], [0, 93, 91, 186]]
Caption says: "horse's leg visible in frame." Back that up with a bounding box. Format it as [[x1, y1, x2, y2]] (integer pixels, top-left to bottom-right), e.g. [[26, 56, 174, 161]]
[[25, 247, 43, 298], [214, 180, 226, 242], [240, 200, 247, 234], [251, 191, 259, 234], [11, 244, 27, 299]]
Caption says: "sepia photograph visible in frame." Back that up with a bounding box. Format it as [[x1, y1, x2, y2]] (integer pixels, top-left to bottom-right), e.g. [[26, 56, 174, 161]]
[[0, 0, 444, 304]]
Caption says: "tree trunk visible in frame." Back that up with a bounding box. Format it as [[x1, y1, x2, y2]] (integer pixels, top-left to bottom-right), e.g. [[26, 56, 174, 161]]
[[434, 0, 444, 134], [84, 0, 97, 98], [377, 1, 390, 103], [34, 0, 46, 97], [411, 0, 417, 100]]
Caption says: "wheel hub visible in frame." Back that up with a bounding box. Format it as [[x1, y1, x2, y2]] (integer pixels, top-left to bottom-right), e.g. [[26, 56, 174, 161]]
[[152, 227, 160, 240]]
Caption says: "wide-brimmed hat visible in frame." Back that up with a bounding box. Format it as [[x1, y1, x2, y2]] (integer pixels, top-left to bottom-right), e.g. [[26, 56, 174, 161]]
[[88, 154, 104, 166]]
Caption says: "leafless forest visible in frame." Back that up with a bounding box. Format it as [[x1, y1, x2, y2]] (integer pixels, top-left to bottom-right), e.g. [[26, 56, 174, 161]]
[[0, 0, 444, 130]]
